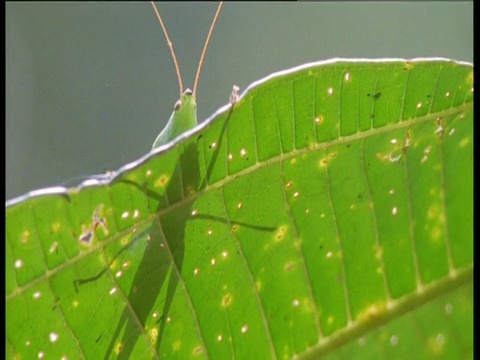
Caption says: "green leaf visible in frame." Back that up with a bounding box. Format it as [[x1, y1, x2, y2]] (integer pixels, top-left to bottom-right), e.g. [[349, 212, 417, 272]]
[[6, 59, 473, 359]]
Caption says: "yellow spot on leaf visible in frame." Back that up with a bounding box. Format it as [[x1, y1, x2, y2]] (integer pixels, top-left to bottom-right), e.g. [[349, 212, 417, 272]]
[[21, 231, 30, 244], [467, 70, 474, 84], [150, 328, 158, 344], [431, 227, 442, 242], [428, 205, 439, 219], [222, 293, 232, 307], [403, 62, 413, 71], [460, 137, 469, 147], [284, 262, 295, 272], [427, 336, 445, 357], [275, 225, 288, 242], [356, 302, 387, 322], [154, 174, 170, 188]]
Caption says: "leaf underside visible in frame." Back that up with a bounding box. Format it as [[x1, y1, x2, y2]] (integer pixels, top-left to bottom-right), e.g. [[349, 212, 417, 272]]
[[6, 59, 473, 359]]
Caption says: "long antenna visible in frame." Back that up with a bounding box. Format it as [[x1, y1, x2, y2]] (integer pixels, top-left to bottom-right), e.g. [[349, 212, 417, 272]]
[[150, 1, 184, 97], [193, 2, 224, 98]]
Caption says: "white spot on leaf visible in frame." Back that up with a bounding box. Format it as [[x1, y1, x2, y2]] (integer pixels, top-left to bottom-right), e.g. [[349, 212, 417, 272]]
[[49, 241, 58, 254], [14, 259, 23, 269], [392, 207, 398, 216], [33, 291, 41, 299], [445, 303, 453, 314], [49, 332, 59, 343], [241, 324, 248, 333], [390, 335, 398, 346]]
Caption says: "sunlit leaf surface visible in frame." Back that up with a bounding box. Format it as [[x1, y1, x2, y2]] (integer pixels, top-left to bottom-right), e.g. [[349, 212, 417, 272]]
[[6, 59, 473, 359]]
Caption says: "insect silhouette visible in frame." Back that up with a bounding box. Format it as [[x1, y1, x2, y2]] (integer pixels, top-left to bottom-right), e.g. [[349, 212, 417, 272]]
[[150, 1, 224, 148]]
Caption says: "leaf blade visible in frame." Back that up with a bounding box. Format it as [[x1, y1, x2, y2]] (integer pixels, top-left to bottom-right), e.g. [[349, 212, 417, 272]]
[[6, 59, 473, 359]]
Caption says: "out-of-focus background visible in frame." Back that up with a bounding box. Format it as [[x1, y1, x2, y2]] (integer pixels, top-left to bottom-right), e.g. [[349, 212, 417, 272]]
[[6, 2, 473, 200]]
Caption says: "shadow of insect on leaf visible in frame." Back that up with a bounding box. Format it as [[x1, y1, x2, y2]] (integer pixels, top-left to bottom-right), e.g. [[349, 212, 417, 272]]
[[73, 104, 276, 357], [101, 142, 201, 359], [104, 105, 236, 358]]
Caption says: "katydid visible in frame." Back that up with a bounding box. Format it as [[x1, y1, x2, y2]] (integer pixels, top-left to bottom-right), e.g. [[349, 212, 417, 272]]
[[150, 1, 224, 149]]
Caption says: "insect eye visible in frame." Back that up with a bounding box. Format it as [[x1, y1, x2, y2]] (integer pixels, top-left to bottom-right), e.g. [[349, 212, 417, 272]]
[[174, 100, 182, 112]]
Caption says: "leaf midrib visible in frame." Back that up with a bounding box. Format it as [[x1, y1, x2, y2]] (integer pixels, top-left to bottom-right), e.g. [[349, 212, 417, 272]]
[[296, 265, 473, 360]]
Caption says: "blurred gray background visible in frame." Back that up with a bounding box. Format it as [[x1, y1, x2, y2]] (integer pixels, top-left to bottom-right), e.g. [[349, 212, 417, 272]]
[[6, 2, 473, 201]]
